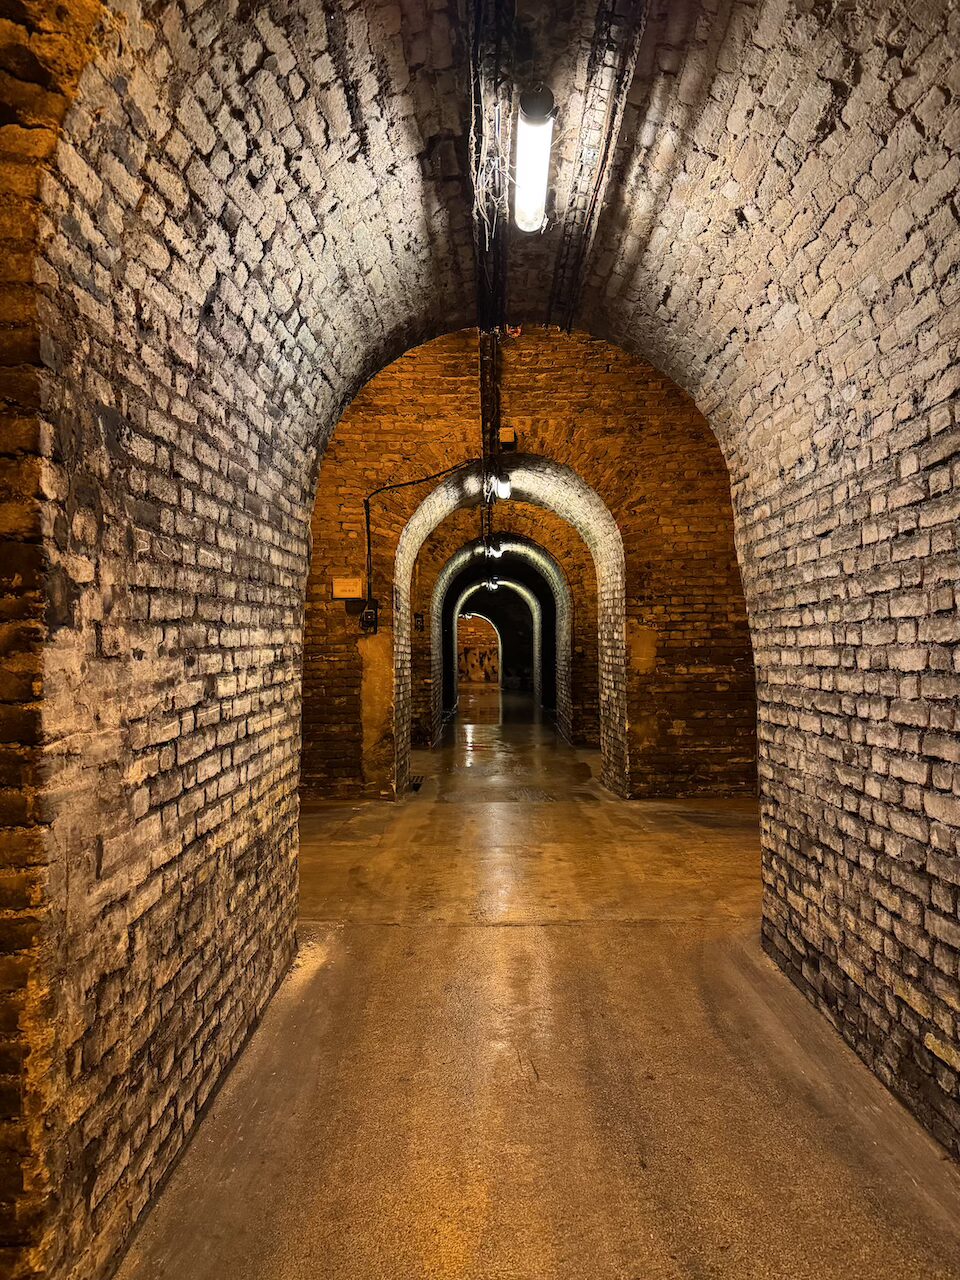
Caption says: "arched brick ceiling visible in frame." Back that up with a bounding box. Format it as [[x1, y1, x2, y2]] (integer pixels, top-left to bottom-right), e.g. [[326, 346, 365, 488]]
[[394, 455, 625, 608], [14, 0, 478, 464], [431, 537, 572, 635], [580, 0, 960, 489], [9, 0, 953, 465]]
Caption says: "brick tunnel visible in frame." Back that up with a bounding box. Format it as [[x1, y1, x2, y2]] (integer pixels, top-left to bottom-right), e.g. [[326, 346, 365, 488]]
[[1, 1, 959, 1277]]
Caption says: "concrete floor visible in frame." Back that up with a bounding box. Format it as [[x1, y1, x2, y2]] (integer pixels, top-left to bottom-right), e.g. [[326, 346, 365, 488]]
[[117, 692, 960, 1279]]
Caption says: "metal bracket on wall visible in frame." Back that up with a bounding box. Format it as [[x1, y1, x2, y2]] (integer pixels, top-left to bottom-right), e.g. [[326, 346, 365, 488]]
[[359, 599, 379, 634]]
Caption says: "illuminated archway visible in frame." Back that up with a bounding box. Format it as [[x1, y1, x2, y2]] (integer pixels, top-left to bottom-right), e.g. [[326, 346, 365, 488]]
[[431, 536, 570, 734], [452, 579, 542, 707], [454, 611, 502, 686], [395, 455, 627, 795]]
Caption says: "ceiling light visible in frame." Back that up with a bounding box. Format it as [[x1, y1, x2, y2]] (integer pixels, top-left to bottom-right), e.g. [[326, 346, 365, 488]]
[[515, 84, 556, 233], [484, 471, 512, 503]]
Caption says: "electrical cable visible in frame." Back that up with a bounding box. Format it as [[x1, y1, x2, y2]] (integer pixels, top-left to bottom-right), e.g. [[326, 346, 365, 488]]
[[363, 459, 482, 602]]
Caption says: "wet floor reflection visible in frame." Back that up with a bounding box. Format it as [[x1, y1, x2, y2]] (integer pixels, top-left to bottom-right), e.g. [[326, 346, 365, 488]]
[[454, 686, 542, 728], [426, 690, 595, 803], [120, 771, 960, 1280]]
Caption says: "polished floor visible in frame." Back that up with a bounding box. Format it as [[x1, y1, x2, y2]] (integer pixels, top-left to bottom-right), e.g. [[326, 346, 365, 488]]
[[117, 692, 960, 1279]]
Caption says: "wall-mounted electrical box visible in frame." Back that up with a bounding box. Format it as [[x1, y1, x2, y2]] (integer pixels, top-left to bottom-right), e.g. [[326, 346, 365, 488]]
[[498, 426, 518, 451], [331, 577, 365, 600], [359, 599, 379, 634]]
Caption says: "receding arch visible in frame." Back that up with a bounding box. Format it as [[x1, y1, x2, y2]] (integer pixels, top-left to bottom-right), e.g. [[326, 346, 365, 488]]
[[305, 329, 752, 800], [395, 455, 627, 796], [455, 610, 503, 687], [430, 536, 572, 740], [451, 580, 542, 708]]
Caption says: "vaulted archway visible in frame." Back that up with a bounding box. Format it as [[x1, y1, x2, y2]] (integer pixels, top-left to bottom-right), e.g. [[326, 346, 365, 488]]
[[430, 534, 573, 740], [395, 455, 629, 795], [452, 578, 542, 706]]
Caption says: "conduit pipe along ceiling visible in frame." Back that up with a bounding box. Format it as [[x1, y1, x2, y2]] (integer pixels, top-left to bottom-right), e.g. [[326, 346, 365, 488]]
[[514, 84, 556, 233]]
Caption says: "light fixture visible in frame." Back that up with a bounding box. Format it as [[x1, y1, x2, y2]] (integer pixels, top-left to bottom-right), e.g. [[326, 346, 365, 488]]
[[485, 538, 503, 559], [484, 579, 499, 591], [514, 84, 556, 233], [484, 471, 512, 503]]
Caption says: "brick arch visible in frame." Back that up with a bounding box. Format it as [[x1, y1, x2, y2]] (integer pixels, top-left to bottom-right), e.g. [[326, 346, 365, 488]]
[[430, 536, 573, 740], [304, 327, 748, 807], [452, 580, 542, 706], [409, 497, 605, 752], [2, 5, 477, 1271], [395, 455, 628, 796]]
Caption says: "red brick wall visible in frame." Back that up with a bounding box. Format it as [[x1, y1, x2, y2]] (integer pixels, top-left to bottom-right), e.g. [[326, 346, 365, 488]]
[[499, 331, 757, 795], [303, 328, 755, 799], [457, 616, 500, 683]]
